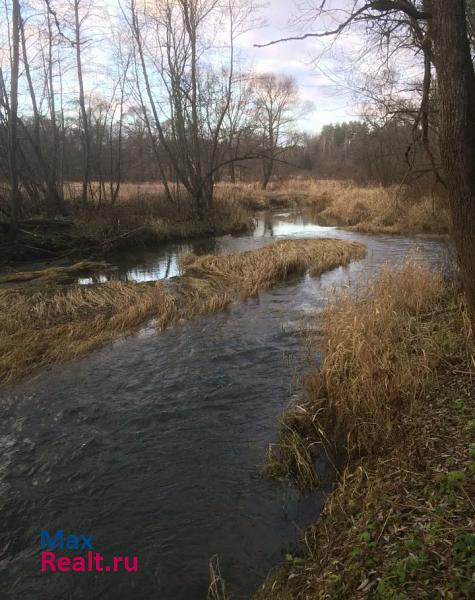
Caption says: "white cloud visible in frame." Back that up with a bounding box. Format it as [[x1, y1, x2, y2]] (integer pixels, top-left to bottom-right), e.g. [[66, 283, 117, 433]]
[[235, 1, 360, 132]]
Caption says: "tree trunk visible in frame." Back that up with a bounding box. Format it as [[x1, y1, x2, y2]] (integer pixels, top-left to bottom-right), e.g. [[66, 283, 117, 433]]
[[74, 0, 90, 205], [262, 158, 273, 190], [46, 8, 62, 214], [429, 0, 475, 327], [192, 177, 214, 219], [8, 0, 21, 238]]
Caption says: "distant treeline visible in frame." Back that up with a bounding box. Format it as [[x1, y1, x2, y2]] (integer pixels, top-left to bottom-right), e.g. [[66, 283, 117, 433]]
[[0, 0, 442, 226]]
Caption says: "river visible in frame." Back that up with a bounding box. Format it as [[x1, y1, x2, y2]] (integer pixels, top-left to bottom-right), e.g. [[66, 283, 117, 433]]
[[0, 210, 451, 600]]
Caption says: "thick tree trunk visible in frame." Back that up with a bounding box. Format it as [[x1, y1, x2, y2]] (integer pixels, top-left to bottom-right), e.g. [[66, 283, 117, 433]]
[[430, 0, 475, 327], [194, 178, 214, 218]]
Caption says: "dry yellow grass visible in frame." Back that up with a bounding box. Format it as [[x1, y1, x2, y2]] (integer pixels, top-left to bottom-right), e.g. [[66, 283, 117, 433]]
[[73, 188, 254, 246], [267, 261, 472, 488], [182, 238, 366, 296], [64, 180, 257, 211], [1, 183, 255, 265], [208, 556, 229, 600], [0, 238, 366, 383], [59, 179, 450, 248], [256, 373, 475, 599], [0, 261, 109, 285], [256, 263, 474, 600], [221, 179, 451, 234], [0, 281, 179, 383], [312, 261, 460, 454], [63, 181, 169, 201], [311, 180, 451, 234]]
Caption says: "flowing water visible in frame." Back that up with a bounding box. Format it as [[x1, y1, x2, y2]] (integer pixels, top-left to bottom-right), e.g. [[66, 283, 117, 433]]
[[0, 210, 451, 600]]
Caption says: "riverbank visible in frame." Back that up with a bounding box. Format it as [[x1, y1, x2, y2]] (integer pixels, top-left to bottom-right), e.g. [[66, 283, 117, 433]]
[[0, 180, 449, 268], [255, 262, 474, 599], [0, 238, 365, 383], [229, 179, 451, 235], [0, 190, 254, 266]]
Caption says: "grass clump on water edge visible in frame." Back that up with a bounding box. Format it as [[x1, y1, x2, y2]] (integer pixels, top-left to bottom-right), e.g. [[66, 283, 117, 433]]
[[208, 555, 229, 600], [264, 402, 322, 490], [0, 238, 365, 383], [256, 261, 475, 599]]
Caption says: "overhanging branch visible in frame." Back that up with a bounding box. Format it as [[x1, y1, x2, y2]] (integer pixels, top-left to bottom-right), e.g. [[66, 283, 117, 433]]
[[254, 1, 431, 48]]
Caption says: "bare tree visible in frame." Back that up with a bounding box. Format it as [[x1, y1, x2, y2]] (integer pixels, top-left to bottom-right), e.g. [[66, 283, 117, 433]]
[[72, 0, 91, 204], [124, 0, 260, 215], [109, 51, 130, 205], [428, 1, 475, 324], [254, 74, 301, 190], [8, 0, 21, 236], [45, 4, 62, 211], [19, 6, 63, 213], [222, 74, 255, 183], [0, 0, 312, 226], [258, 0, 475, 325]]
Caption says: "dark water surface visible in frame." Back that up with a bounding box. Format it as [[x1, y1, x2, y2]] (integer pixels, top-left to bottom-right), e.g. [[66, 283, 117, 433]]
[[0, 211, 451, 600]]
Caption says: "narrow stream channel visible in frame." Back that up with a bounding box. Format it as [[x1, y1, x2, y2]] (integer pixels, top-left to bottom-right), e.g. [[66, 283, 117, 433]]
[[0, 210, 451, 600]]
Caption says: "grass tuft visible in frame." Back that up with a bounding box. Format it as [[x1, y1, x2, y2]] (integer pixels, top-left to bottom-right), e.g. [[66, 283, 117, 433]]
[[311, 261, 460, 456], [264, 404, 320, 490], [208, 556, 229, 600], [311, 180, 450, 234]]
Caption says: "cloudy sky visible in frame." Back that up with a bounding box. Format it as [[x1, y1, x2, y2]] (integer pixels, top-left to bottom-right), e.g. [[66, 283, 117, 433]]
[[2, 0, 369, 134], [236, 0, 363, 132]]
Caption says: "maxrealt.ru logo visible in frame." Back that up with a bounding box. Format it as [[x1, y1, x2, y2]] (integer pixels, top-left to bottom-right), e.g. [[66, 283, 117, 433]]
[[40, 530, 138, 573]]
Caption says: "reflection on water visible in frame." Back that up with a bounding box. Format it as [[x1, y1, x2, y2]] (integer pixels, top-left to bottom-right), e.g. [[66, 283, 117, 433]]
[[78, 210, 452, 286], [77, 211, 342, 284], [0, 210, 451, 600]]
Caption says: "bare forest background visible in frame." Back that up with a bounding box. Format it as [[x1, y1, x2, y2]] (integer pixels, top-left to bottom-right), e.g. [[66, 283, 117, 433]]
[[2, 0, 470, 222]]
